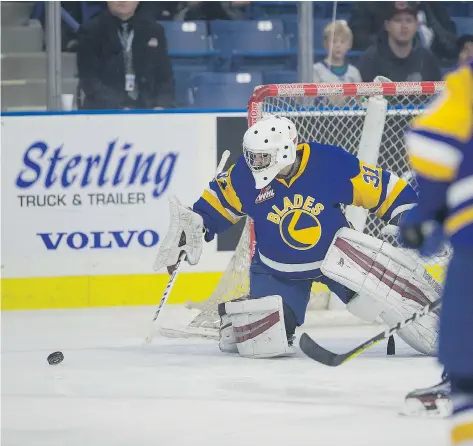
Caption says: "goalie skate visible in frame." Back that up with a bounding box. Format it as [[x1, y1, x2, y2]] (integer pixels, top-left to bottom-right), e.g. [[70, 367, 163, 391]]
[[402, 373, 452, 418]]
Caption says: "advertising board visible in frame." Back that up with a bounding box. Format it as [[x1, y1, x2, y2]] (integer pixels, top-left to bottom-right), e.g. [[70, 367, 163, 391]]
[[1, 112, 232, 309]]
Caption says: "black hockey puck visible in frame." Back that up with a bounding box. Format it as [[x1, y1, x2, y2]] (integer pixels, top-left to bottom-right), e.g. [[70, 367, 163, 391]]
[[47, 351, 64, 365], [387, 336, 396, 356]]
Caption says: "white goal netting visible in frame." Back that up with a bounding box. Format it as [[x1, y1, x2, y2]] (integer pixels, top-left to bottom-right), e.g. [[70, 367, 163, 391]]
[[168, 82, 448, 336]]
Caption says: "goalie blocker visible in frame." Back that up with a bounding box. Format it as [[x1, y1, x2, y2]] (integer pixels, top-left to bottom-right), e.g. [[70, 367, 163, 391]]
[[322, 228, 441, 355]]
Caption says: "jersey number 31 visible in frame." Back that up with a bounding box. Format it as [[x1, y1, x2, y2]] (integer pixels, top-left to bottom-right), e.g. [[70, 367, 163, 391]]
[[362, 165, 380, 188]]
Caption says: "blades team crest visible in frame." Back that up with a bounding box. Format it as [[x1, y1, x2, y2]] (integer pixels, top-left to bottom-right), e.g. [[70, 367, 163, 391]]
[[280, 209, 322, 250], [267, 194, 324, 250]]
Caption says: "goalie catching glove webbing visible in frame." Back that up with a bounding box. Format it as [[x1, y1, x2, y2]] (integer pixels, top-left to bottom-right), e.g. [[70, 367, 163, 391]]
[[153, 196, 204, 272]]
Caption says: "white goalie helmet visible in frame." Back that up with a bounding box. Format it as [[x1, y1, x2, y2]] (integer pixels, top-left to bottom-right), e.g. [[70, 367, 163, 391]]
[[243, 116, 298, 189], [270, 116, 298, 146]]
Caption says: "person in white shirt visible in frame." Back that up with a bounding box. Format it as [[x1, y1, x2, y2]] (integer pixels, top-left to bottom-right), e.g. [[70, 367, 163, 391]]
[[313, 20, 362, 84]]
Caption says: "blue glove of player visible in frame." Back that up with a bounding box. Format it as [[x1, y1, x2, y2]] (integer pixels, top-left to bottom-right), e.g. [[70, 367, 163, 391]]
[[399, 206, 446, 257]]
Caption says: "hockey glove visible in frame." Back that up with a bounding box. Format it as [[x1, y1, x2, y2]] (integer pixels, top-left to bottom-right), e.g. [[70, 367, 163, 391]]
[[399, 206, 446, 257], [154, 196, 204, 273]]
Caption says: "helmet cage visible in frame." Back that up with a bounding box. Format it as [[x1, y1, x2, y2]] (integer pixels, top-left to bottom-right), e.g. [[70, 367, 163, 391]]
[[242, 116, 298, 189], [243, 146, 278, 173]]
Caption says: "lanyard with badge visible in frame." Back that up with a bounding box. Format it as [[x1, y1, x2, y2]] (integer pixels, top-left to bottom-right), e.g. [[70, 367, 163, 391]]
[[118, 24, 135, 92]]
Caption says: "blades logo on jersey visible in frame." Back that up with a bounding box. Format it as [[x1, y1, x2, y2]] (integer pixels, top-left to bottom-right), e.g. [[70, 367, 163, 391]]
[[280, 210, 322, 250], [255, 185, 275, 204], [266, 194, 325, 250]]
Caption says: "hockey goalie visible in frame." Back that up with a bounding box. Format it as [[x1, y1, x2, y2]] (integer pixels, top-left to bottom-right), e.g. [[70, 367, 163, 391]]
[[154, 115, 441, 359]]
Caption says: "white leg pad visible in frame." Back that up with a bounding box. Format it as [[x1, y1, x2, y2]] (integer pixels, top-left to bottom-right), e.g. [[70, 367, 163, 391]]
[[224, 295, 290, 358], [379, 301, 439, 356], [322, 228, 441, 355]]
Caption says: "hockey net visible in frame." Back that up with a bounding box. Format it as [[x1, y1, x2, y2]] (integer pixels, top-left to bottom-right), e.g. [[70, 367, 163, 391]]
[[168, 82, 449, 336]]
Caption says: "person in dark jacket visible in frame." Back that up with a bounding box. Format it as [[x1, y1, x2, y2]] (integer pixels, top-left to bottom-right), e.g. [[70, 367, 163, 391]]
[[349, 1, 457, 61], [357, 3, 442, 82], [77, 1, 175, 110]]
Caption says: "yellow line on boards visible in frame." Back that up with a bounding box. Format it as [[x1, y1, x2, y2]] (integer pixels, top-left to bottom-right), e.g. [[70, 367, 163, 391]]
[[1, 272, 223, 310], [0, 265, 445, 311]]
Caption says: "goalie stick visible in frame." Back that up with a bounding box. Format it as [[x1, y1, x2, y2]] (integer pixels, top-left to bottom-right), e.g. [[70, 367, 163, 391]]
[[299, 298, 441, 366], [144, 150, 231, 343], [144, 251, 187, 342]]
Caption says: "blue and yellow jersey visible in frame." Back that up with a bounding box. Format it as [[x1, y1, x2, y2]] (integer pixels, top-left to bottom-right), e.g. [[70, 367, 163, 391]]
[[407, 60, 473, 247], [194, 142, 417, 279]]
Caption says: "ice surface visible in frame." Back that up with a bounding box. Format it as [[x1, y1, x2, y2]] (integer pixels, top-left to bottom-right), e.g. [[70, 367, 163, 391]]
[[2, 306, 447, 446]]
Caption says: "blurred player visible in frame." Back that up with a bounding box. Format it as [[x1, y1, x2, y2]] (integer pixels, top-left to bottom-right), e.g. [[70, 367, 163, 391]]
[[400, 60, 473, 443], [155, 115, 440, 359]]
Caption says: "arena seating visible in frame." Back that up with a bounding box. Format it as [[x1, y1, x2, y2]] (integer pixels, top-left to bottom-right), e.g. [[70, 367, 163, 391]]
[[188, 72, 263, 109], [285, 17, 331, 51], [2, 1, 473, 110], [210, 19, 289, 54], [452, 17, 473, 37], [209, 20, 295, 71], [262, 69, 298, 85], [158, 21, 217, 58], [158, 20, 218, 72]]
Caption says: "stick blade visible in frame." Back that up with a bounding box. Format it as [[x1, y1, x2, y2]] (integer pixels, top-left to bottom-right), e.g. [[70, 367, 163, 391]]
[[299, 333, 345, 367]]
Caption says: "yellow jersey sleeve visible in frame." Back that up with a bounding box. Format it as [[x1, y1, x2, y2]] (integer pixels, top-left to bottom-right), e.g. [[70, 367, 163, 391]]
[[408, 63, 473, 182], [350, 160, 416, 221], [202, 164, 244, 224], [193, 163, 246, 236]]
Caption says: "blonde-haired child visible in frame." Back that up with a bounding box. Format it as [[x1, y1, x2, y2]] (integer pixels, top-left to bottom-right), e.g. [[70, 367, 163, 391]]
[[313, 20, 362, 84]]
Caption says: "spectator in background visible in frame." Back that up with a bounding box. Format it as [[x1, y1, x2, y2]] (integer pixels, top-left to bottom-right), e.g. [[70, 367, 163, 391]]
[[77, 1, 175, 110], [349, 2, 457, 61], [357, 3, 441, 82], [313, 21, 362, 83], [457, 35, 473, 64]]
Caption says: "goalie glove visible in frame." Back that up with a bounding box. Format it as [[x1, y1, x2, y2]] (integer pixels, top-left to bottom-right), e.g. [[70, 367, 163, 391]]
[[153, 196, 204, 273], [380, 205, 415, 242], [399, 205, 448, 257]]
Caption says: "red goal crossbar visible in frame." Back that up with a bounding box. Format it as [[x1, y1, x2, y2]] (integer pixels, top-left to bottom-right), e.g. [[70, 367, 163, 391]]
[[247, 81, 445, 125]]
